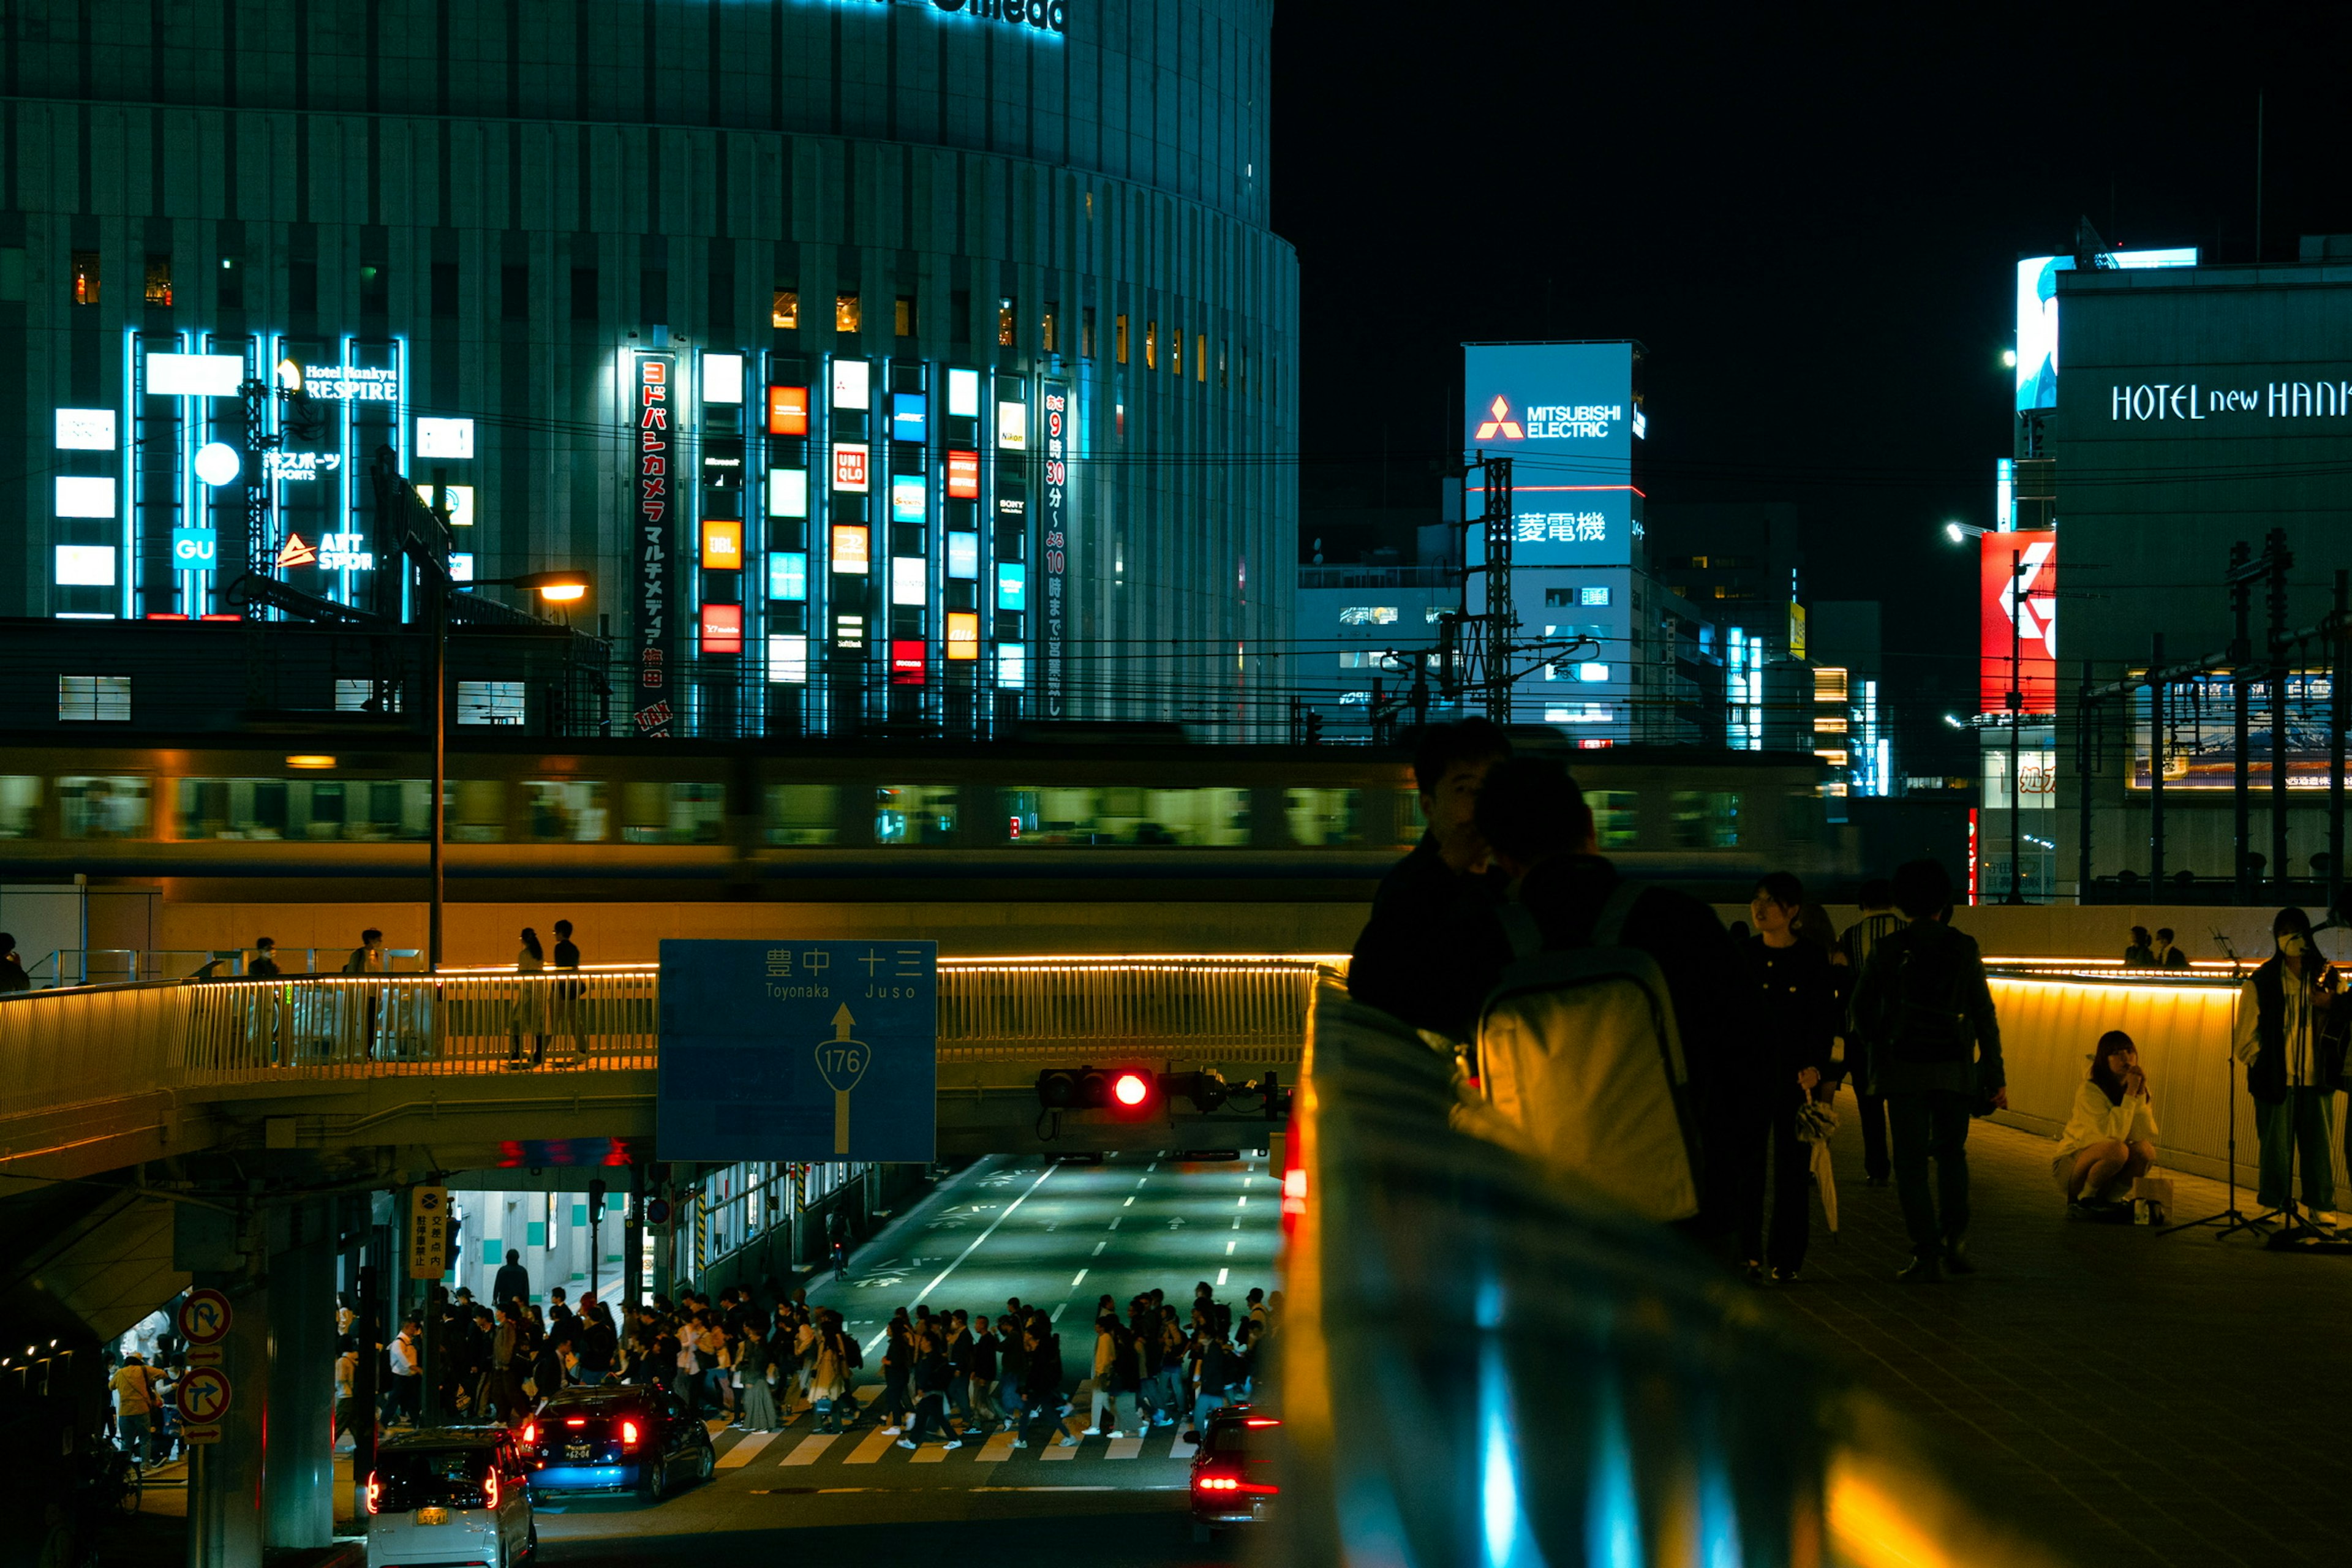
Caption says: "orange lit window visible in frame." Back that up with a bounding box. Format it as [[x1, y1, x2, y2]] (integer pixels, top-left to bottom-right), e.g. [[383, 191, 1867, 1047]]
[[946, 450, 980, 500], [1115, 313, 1129, 365], [143, 255, 173, 307], [766, 385, 809, 436], [835, 292, 861, 333], [895, 294, 916, 337], [771, 287, 799, 330], [831, 524, 870, 574], [1145, 319, 1157, 371], [71, 251, 99, 306], [997, 297, 1016, 348], [701, 518, 742, 571]]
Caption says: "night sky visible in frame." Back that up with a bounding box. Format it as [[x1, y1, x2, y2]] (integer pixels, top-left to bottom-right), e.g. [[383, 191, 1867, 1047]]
[[1272, 3, 2352, 756]]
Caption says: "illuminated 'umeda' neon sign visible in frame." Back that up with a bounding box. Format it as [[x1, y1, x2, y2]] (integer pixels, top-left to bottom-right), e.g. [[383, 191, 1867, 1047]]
[[802, 0, 1068, 39]]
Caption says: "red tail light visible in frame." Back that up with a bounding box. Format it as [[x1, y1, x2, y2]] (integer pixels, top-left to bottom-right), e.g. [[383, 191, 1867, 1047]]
[[620, 1419, 641, 1449], [484, 1472, 499, 1510], [1280, 1115, 1305, 1240], [521, 1420, 536, 1445], [364, 1473, 380, 1515], [565, 1417, 587, 1427]]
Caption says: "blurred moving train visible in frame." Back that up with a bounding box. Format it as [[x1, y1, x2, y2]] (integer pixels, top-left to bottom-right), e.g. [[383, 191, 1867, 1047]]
[[0, 731, 1845, 900]]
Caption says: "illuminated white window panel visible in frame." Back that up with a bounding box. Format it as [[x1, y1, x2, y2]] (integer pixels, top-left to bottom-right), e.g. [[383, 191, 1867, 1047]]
[[55, 477, 116, 518], [947, 368, 981, 419], [832, 358, 870, 409], [768, 469, 809, 519], [58, 675, 131, 722], [891, 556, 927, 607], [414, 418, 475, 459], [55, 545, 117, 585], [146, 352, 244, 398], [997, 643, 1027, 688], [946, 532, 979, 579], [997, 402, 1027, 450], [55, 409, 115, 450], [702, 353, 744, 402], [767, 633, 809, 685]]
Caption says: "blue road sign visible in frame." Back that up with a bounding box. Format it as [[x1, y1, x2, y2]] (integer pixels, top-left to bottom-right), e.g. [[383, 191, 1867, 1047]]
[[657, 939, 938, 1163]]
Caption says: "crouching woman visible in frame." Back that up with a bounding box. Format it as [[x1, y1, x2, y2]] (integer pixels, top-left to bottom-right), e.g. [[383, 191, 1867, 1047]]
[[2054, 1030, 2158, 1218]]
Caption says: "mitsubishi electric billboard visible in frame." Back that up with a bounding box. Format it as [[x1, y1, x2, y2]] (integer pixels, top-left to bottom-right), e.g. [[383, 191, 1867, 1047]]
[[1462, 340, 1642, 567]]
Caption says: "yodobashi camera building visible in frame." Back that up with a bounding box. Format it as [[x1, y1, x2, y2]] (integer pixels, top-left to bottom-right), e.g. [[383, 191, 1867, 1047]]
[[5, 0, 1297, 739], [2045, 239, 2352, 892]]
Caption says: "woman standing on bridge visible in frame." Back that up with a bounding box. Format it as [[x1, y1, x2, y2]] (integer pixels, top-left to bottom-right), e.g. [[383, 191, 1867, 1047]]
[[507, 927, 548, 1068]]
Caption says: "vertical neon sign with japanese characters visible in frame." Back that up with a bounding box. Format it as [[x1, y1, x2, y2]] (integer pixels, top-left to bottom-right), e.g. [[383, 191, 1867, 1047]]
[[1042, 388, 1068, 718], [635, 353, 676, 736]]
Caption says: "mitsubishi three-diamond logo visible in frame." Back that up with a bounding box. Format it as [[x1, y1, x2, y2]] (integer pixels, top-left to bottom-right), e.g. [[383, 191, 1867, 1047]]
[[1474, 395, 1525, 440]]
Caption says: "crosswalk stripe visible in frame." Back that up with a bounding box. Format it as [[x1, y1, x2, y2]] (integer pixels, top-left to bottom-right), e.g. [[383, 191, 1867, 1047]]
[[843, 1427, 899, 1464], [1104, 1437, 1143, 1460], [910, 1441, 951, 1463], [1168, 1433, 1198, 1461], [1040, 1438, 1080, 1460], [973, 1431, 1016, 1463], [778, 1434, 837, 1466], [715, 1431, 777, 1468]]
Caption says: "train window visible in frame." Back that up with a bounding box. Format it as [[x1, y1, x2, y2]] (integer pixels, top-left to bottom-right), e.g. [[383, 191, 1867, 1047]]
[[0, 777, 40, 837], [1284, 788, 1373, 846], [57, 776, 148, 839], [523, 781, 608, 842], [1782, 791, 1822, 844], [1588, 790, 1640, 851], [177, 778, 431, 841], [766, 784, 842, 845], [876, 785, 958, 845], [450, 781, 508, 843], [1669, 790, 1742, 850], [620, 782, 726, 844], [1000, 787, 1249, 846]]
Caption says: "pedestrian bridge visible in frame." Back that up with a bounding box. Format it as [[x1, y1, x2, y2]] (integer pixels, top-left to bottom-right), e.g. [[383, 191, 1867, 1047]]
[[0, 958, 1325, 1186]]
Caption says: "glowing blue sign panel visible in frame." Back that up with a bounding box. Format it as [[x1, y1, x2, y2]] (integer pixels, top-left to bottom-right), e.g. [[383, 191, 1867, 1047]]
[[891, 475, 926, 523], [891, 394, 928, 442], [2015, 247, 2199, 412], [1461, 341, 1639, 567], [997, 562, 1027, 611]]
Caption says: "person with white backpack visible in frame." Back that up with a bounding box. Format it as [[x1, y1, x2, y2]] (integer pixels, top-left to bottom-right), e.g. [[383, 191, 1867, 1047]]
[[1464, 758, 1745, 1243]]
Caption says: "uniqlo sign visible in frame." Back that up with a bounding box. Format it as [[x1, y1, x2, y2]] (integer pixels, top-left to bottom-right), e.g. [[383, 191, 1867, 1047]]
[[834, 444, 870, 492], [1980, 530, 2056, 715]]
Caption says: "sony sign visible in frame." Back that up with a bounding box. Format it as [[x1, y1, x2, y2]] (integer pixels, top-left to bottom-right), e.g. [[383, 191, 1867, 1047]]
[[2109, 379, 2352, 421]]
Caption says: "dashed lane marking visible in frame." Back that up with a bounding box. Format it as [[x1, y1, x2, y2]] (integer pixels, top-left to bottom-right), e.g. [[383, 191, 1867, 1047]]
[[861, 1162, 1059, 1357]]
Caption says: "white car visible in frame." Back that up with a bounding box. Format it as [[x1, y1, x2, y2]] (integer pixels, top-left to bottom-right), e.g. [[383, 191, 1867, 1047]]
[[366, 1427, 537, 1568]]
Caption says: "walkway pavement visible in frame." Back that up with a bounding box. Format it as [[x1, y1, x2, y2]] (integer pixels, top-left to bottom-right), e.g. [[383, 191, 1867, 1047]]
[[1782, 1088, 2352, 1568]]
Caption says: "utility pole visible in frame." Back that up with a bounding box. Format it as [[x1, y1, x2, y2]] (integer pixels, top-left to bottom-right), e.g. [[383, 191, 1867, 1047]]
[[2266, 528, 2294, 898], [2148, 631, 2165, 889], [2230, 540, 2255, 904], [2007, 547, 2027, 905], [2076, 660, 2095, 902], [2328, 569, 2348, 922], [1479, 455, 1515, 724]]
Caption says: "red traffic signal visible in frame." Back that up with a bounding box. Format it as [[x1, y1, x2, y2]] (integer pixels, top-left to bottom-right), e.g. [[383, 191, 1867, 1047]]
[[1110, 1071, 1151, 1108], [1034, 1064, 1164, 1119]]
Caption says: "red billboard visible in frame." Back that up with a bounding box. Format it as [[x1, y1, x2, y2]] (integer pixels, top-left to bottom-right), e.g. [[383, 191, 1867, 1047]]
[[1980, 530, 2056, 714]]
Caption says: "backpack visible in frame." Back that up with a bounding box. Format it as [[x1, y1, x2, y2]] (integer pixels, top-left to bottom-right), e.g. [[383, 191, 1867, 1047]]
[[1474, 881, 1702, 1223], [842, 1333, 864, 1371], [1877, 925, 1975, 1063]]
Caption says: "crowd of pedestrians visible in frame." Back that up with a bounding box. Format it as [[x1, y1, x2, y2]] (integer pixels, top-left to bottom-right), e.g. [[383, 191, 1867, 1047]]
[[1348, 720, 2012, 1286], [338, 1253, 1274, 1453]]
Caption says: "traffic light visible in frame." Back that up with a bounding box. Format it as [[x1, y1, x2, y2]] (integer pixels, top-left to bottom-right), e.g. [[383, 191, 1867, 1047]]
[[1034, 1064, 1163, 1118], [587, 1178, 607, 1222], [1160, 1069, 1229, 1113], [1303, 710, 1325, 744]]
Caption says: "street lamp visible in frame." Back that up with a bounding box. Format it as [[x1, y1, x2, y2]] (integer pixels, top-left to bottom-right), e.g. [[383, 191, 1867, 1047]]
[[1945, 520, 1988, 544], [424, 562, 592, 971]]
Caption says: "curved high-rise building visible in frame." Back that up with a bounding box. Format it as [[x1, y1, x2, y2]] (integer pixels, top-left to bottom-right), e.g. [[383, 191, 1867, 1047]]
[[1, 0, 1296, 736]]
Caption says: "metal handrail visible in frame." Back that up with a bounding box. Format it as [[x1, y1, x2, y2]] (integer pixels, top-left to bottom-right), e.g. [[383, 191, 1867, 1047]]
[[24, 948, 425, 987], [0, 958, 1325, 1121]]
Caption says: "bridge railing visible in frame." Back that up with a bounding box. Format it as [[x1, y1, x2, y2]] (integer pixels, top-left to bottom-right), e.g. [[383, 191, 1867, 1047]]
[[1, 956, 1330, 1110]]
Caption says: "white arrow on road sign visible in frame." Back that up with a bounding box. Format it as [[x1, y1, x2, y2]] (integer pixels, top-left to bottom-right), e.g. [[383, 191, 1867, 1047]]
[[1167, 1217, 1187, 1230]]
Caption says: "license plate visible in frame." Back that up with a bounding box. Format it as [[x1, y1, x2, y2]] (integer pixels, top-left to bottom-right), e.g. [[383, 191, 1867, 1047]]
[[414, 1507, 450, 1526], [565, 1442, 592, 1460]]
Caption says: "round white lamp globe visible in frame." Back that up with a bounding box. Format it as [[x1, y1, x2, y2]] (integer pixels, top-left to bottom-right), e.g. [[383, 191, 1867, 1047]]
[[194, 442, 243, 487]]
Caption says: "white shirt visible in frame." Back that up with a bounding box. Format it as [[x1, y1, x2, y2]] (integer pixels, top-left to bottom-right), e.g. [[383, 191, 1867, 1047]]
[[2055, 1078, 2159, 1161]]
